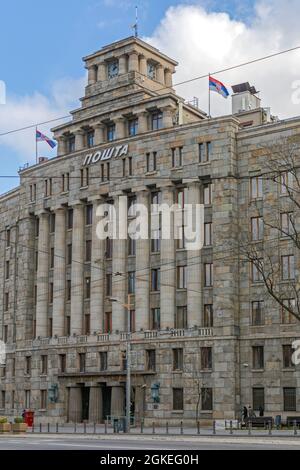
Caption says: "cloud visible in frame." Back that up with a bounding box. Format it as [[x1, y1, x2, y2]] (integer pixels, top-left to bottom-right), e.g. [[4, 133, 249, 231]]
[[144, 0, 300, 119], [0, 75, 85, 163]]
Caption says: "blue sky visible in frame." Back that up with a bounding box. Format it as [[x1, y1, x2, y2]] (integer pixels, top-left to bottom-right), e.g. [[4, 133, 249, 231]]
[[1, 0, 299, 193]]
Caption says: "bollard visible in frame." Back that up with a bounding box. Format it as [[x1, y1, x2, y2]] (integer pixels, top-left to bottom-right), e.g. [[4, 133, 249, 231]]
[[248, 421, 252, 435], [47, 423, 50, 434], [105, 420, 107, 434], [166, 422, 169, 435], [74, 422, 77, 433], [32, 424, 34, 433], [152, 422, 155, 434], [294, 421, 297, 436], [212, 420, 216, 435], [40, 423, 42, 433], [230, 420, 233, 435], [94, 422, 96, 434], [56, 423, 58, 434], [140, 419, 144, 434], [197, 421, 200, 435], [268, 421, 272, 436]]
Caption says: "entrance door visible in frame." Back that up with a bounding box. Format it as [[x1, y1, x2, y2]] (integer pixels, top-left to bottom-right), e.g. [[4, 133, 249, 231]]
[[82, 387, 90, 422], [102, 386, 112, 423]]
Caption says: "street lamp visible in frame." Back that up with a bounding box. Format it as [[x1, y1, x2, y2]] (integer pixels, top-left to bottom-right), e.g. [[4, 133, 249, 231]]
[[109, 294, 132, 433]]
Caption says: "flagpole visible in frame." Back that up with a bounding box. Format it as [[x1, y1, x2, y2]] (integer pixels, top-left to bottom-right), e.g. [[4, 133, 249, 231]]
[[35, 126, 38, 164], [208, 73, 211, 119]]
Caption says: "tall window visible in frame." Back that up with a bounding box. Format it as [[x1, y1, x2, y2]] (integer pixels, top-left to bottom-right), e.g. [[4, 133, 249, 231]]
[[130, 310, 136, 333], [67, 208, 73, 229], [175, 306, 187, 329], [151, 192, 161, 252], [253, 388, 264, 411], [173, 388, 184, 411], [106, 274, 112, 297], [252, 346, 264, 370], [282, 255, 295, 280], [204, 263, 213, 287], [59, 354, 66, 373], [25, 390, 31, 409], [100, 352, 108, 371], [150, 308, 160, 330], [282, 345, 293, 369], [85, 240, 92, 262], [201, 347, 213, 370], [151, 268, 161, 292], [251, 301, 264, 326], [281, 212, 293, 237], [128, 118, 138, 136], [146, 350, 156, 371], [177, 266, 187, 289], [176, 188, 187, 249], [199, 142, 211, 163], [281, 299, 296, 324], [87, 131, 94, 148], [86, 204, 93, 226], [107, 123, 116, 142], [84, 314, 90, 335], [68, 136, 75, 153], [201, 388, 213, 411], [104, 312, 112, 334], [85, 278, 91, 300], [66, 280, 71, 301], [25, 356, 31, 376], [6, 229, 10, 247], [251, 217, 264, 241], [280, 171, 293, 195], [173, 349, 183, 371], [105, 238, 113, 259], [40, 390, 47, 410], [67, 244, 72, 265], [203, 184, 212, 205], [284, 387, 296, 412], [41, 355, 48, 375], [252, 260, 263, 282], [203, 304, 213, 327], [151, 112, 163, 131], [128, 272, 136, 295], [250, 176, 263, 199], [204, 222, 212, 246], [79, 353, 86, 373]]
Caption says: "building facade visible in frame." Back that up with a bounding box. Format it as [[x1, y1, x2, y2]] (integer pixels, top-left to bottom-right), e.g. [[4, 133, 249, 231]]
[[0, 36, 300, 425]]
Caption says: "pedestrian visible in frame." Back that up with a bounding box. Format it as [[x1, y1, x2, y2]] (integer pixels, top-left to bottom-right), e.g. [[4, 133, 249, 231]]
[[259, 406, 264, 417], [248, 406, 256, 418], [242, 406, 248, 421]]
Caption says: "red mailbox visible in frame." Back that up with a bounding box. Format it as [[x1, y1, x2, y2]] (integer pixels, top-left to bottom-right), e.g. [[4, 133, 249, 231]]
[[24, 410, 34, 427]]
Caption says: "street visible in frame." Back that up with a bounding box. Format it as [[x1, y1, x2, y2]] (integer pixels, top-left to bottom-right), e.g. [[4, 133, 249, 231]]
[[0, 435, 300, 450]]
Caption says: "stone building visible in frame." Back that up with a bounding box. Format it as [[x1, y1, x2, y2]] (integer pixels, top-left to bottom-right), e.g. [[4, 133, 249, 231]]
[[0, 36, 300, 425]]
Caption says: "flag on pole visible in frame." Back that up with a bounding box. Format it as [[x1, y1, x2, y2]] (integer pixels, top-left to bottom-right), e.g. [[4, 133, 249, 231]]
[[36, 130, 57, 149], [209, 76, 230, 99]]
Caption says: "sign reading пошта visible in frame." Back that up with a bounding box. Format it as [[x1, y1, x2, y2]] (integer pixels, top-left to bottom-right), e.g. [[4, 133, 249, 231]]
[[83, 144, 129, 167]]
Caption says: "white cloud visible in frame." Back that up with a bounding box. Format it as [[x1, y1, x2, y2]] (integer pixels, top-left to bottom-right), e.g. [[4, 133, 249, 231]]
[[0, 75, 85, 163], [144, 0, 300, 119]]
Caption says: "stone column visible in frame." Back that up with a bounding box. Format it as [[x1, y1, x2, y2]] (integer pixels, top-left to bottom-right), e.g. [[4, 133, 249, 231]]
[[89, 387, 103, 423], [68, 387, 82, 423], [135, 190, 150, 331], [165, 69, 173, 88], [94, 124, 105, 146], [71, 204, 84, 335], [53, 208, 66, 337], [160, 186, 176, 329], [156, 65, 165, 84], [139, 55, 147, 76], [57, 136, 67, 157], [112, 195, 127, 332], [115, 118, 126, 140], [128, 51, 139, 72], [36, 212, 49, 338], [90, 200, 105, 333], [119, 55, 127, 75], [75, 130, 85, 151], [187, 182, 202, 327], [137, 112, 148, 134], [97, 62, 107, 81], [111, 386, 125, 416], [88, 65, 97, 85], [162, 107, 174, 129]]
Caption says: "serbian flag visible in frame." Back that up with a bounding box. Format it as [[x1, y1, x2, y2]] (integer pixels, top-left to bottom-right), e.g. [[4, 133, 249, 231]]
[[36, 130, 57, 149], [209, 76, 229, 99]]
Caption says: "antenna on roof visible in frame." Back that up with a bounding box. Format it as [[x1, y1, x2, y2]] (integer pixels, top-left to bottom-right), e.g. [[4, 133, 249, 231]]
[[132, 5, 138, 38]]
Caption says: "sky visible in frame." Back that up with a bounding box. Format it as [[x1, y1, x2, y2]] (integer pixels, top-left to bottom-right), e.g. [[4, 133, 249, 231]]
[[1, 0, 300, 193]]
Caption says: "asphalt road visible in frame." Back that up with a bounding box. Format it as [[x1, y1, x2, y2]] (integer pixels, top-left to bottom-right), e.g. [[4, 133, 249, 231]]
[[0, 435, 300, 450]]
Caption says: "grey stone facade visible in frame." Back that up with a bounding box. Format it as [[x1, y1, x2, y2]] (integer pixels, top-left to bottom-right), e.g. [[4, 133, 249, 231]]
[[0, 36, 300, 425]]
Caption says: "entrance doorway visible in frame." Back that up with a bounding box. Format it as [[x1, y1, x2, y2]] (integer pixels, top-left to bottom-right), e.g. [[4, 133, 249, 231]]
[[102, 386, 111, 422], [81, 387, 90, 421]]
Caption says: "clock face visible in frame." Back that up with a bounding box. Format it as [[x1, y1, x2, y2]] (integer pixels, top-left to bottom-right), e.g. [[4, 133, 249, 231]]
[[147, 63, 156, 80], [108, 61, 119, 79]]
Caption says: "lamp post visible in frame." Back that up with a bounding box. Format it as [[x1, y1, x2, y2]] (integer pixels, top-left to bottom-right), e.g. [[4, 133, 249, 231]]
[[109, 293, 132, 433]]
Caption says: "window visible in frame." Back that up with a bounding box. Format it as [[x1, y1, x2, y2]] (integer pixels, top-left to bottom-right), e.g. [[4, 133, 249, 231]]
[[79, 353, 86, 373], [251, 301, 264, 326], [85, 278, 91, 300], [203, 183, 212, 205], [59, 354, 66, 373], [62, 173, 70, 193], [281, 212, 293, 237], [107, 162, 110, 181], [201, 347, 213, 370], [152, 112, 163, 131], [67, 280, 71, 301], [150, 308, 160, 330], [80, 168, 89, 187], [49, 213, 56, 233], [128, 237, 136, 256], [128, 118, 138, 136], [282, 255, 295, 280], [41, 355, 48, 375], [128, 157, 133, 176], [49, 283, 54, 304], [4, 292, 9, 312], [204, 304, 213, 328], [128, 272, 135, 295], [105, 238, 113, 259], [250, 176, 263, 199], [130, 310, 136, 333], [284, 387, 296, 412], [6, 229, 10, 247], [177, 266, 187, 289], [175, 306, 187, 329], [251, 217, 264, 241], [4, 325, 8, 343], [252, 260, 263, 282], [67, 209, 73, 229], [199, 142, 211, 163], [283, 345, 293, 369], [281, 299, 297, 324], [86, 204, 93, 226], [151, 268, 161, 292], [146, 350, 156, 371], [50, 247, 55, 269], [67, 244, 72, 265], [35, 217, 40, 237], [5, 261, 9, 280], [201, 388, 213, 411], [25, 390, 31, 409], [30, 184, 37, 202], [11, 390, 15, 409], [173, 388, 184, 411], [204, 223, 212, 246], [40, 390, 47, 410], [107, 123, 115, 142], [84, 314, 90, 335], [85, 240, 92, 262], [25, 356, 31, 375], [11, 358, 15, 377], [66, 316, 71, 336], [173, 349, 183, 371], [253, 388, 264, 411], [68, 136, 75, 153], [280, 171, 293, 195], [204, 263, 213, 287], [48, 318, 53, 338], [171, 147, 183, 167], [87, 131, 94, 148], [1, 391, 5, 409], [106, 274, 112, 297], [151, 192, 161, 252], [252, 346, 264, 370], [104, 312, 112, 334], [100, 352, 108, 371]]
